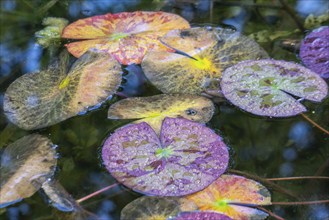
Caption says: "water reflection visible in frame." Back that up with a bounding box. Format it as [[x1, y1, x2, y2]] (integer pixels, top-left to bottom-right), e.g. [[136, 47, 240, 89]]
[[296, 0, 329, 17], [288, 121, 314, 149], [1, 0, 16, 12], [23, 41, 42, 73]]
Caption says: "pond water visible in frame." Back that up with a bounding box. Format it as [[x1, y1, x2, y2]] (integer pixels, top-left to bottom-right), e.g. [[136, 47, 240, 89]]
[[0, 0, 328, 219]]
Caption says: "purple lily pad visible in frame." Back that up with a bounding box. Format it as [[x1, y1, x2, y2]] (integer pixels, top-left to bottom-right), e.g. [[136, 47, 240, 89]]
[[220, 59, 328, 117], [102, 117, 229, 196], [300, 26, 329, 78], [171, 211, 233, 220]]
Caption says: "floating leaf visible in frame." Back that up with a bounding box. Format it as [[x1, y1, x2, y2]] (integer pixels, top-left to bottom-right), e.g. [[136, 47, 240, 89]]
[[220, 59, 328, 117], [180, 174, 271, 220], [0, 134, 57, 208], [142, 27, 268, 94], [108, 94, 214, 133], [4, 50, 122, 130], [299, 26, 329, 78], [171, 211, 232, 220], [42, 180, 79, 212], [62, 11, 190, 65], [121, 196, 181, 220], [102, 117, 229, 196]]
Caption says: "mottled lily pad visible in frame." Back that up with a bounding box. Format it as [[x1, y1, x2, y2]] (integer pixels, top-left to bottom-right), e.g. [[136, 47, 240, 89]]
[[170, 211, 232, 220], [4, 50, 121, 130], [300, 26, 329, 78], [0, 134, 57, 208], [142, 27, 268, 94], [220, 59, 328, 117], [62, 11, 190, 65], [121, 196, 181, 220], [102, 117, 229, 196], [108, 94, 214, 133], [180, 174, 271, 220]]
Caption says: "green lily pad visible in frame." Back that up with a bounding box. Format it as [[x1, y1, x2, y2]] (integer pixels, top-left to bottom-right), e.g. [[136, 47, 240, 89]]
[[0, 134, 57, 208], [220, 59, 328, 117], [108, 94, 214, 133], [121, 196, 181, 220], [142, 27, 268, 94], [4, 50, 122, 130]]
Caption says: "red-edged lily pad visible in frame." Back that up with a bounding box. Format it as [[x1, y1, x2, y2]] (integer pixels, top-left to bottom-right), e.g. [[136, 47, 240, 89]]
[[180, 174, 271, 220], [300, 26, 329, 78], [62, 11, 190, 65], [4, 50, 122, 130], [171, 211, 232, 220], [142, 27, 268, 94], [220, 59, 328, 117], [102, 117, 229, 196], [121, 196, 182, 220]]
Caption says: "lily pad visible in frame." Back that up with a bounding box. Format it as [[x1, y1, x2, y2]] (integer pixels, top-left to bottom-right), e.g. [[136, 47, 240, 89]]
[[102, 117, 229, 196], [108, 94, 214, 133], [220, 59, 328, 117], [180, 174, 271, 220], [4, 50, 122, 130], [0, 134, 57, 208], [300, 26, 329, 78], [62, 11, 190, 65], [121, 196, 181, 220], [142, 27, 268, 94], [170, 211, 232, 220]]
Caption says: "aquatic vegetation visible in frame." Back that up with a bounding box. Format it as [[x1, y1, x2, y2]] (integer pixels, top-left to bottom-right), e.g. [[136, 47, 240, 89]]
[[121, 197, 182, 220], [107, 94, 214, 133], [220, 59, 328, 117], [299, 26, 329, 78], [3, 51, 121, 130], [180, 174, 271, 220], [62, 11, 190, 65], [0, 134, 57, 208], [142, 27, 268, 94], [102, 117, 229, 196]]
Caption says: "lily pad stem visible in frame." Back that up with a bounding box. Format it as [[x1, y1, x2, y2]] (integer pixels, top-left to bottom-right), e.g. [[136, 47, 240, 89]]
[[77, 183, 119, 203], [256, 206, 285, 220], [266, 176, 329, 181], [301, 113, 329, 135]]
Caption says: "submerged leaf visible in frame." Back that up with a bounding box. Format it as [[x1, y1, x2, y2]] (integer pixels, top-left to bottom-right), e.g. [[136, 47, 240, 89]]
[[102, 117, 229, 196], [121, 196, 181, 220], [62, 11, 190, 65], [220, 59, 328, 117], [180, 174, 271, 220], [107, 94, 214, 133], [4, 50, 122, 130], [171, 211, 233, 220], [300, 26, 329, 78], [42, 180, 78, 212], [142, 27, 268, 94], [0, 134, 57, 208]]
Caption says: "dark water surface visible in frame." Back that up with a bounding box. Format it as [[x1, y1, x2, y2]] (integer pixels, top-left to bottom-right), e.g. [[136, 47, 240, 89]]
[[0, 0, 328, 219]]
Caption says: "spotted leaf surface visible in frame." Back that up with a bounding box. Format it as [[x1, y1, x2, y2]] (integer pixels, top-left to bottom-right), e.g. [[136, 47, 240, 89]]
[[102, 117, 229, 196], [108, 94, 214, 133], [300, 26, 329, 78], [121, 196, 181, 220], [4, 51, 121, 130], [62, 11, 190, 65], [180, 174, 271, 220], [142, 27, 268, 94], [220, 59, 328, 117], [171, 211, 233, 220], [0, 134, 57, 208]]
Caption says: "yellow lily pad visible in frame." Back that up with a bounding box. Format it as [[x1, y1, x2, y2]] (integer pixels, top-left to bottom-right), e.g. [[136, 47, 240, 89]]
[[4, 50, 122, 130], [107, 94, 214, 133], [142, 27, 269, 94]]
